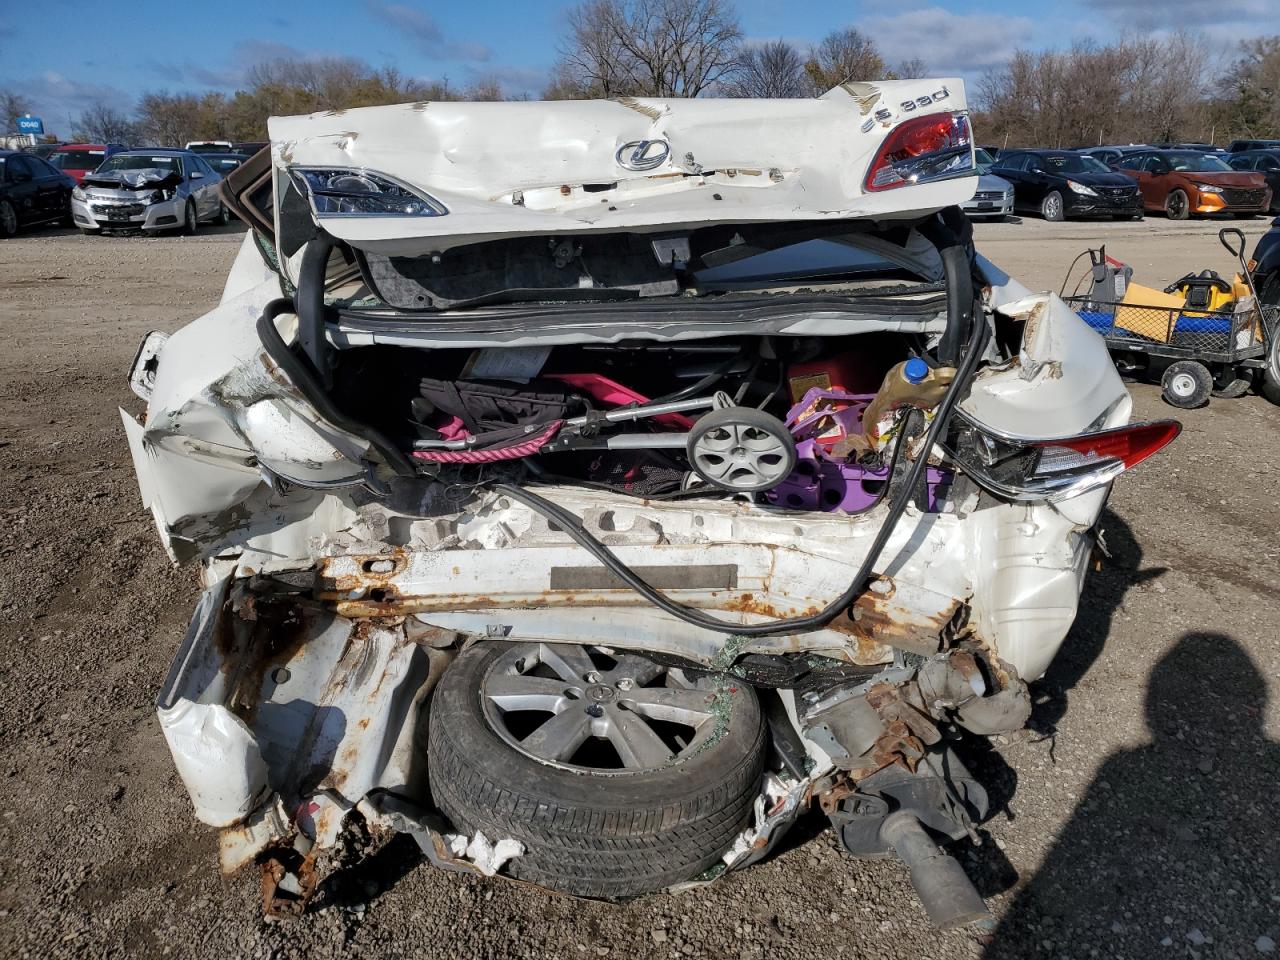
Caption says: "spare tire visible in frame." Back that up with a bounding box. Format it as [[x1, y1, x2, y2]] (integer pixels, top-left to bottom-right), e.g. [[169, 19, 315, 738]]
[[428, 641, 764, 898]]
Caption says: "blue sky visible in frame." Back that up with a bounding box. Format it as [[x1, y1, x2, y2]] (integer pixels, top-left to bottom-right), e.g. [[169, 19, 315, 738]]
[[0, 0, 1270, 137]]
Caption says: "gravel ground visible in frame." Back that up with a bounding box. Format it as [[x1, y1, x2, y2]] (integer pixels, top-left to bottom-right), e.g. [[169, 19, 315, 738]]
[[0, 218, 1277, 960]]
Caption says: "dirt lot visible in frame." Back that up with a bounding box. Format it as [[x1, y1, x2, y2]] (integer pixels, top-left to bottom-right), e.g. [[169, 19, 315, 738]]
[[0, 217, 1277, 960]]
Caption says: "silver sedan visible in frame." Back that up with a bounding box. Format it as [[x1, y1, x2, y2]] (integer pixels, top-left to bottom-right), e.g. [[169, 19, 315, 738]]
[[71, 149, 228, 234], [961, 147, 1014, 219]]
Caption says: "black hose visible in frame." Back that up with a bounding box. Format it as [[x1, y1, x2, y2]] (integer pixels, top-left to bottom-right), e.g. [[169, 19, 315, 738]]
[[491, 212, 988, 640], [494, 291, 990, 637], [648, 349, 745, 404], [296, 235, 336, 383], [255, 297, 418, 477], [919, 208, 977, 365]]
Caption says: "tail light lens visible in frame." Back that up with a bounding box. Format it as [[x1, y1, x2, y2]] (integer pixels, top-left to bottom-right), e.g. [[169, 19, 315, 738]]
[[864, 112, 975, 192], [951, 420, 1181, 502]]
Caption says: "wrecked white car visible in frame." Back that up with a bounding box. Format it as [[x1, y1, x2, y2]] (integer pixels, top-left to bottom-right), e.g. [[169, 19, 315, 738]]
[[122, 80, 1178, 926]]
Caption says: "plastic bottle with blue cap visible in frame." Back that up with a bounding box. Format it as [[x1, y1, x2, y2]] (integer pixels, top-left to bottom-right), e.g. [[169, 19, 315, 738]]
[[862, 356, 957, 450]]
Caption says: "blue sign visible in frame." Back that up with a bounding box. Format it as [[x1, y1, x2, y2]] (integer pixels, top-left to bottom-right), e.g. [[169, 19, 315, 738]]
[[17, 116, 44, 135]]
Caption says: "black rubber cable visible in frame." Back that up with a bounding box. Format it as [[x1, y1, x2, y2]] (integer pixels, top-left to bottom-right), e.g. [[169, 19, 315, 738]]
[[491, 294, 990, 637], [648, 349, 746, 404], [255, 297, 419, 477]]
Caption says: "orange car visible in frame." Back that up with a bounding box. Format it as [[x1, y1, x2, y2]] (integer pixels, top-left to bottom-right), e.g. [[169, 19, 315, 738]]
[[1113, 149, 1271, 219]]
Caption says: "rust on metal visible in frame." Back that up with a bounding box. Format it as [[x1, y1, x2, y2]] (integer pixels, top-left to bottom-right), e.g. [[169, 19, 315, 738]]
[[831, 582, 966, 658], [259, 846, 317, 919]]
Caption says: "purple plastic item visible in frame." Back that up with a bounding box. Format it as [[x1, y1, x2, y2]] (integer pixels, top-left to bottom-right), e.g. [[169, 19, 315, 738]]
[[765, 459, 951, 513], [765, 387, 952, 514]]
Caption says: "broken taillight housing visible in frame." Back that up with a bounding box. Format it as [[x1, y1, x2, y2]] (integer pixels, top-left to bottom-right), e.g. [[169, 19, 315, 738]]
[[951, 419, 1181, 502], [290, 167, 448, 218], [864, 112, 975, 192]]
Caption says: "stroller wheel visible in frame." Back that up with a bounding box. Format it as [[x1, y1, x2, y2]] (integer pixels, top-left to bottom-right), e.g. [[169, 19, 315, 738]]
[[687, 407, 796, 493]]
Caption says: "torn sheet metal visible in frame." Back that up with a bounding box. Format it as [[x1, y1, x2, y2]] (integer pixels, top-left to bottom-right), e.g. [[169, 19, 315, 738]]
[[156, 576, 451, 870], [963, 260, 1132, 440], [269, 79, 976, 257], [80, 168, 183, 191]]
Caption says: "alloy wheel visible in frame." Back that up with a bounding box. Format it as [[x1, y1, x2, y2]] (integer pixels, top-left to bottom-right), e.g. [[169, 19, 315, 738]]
[[479, 642, 722, 774]]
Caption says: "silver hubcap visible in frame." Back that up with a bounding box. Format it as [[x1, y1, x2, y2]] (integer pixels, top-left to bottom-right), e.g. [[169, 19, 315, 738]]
[[480, 642, 722, 773], [1045, 195, 1060, 218], [691, 421, 791, 489], [187, 205, 196, 229], [1171, 372, 1196, 396]]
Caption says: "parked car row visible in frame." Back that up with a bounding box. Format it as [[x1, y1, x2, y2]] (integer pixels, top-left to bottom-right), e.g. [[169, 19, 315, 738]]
[[1, 145, 251, 238], [974, 141, 1280, 222]]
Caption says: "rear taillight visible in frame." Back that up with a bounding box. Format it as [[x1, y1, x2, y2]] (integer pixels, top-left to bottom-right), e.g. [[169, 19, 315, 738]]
[[864, 112, 975, 192], [952, 420, 1181, 502], [1030, 421, 1181, 471]]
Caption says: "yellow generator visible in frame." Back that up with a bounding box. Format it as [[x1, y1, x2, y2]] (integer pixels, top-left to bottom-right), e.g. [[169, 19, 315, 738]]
[[1164, 269, 1248, 317]]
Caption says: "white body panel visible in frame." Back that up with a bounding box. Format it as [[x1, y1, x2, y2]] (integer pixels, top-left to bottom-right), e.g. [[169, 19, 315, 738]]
[[269, 80, 976, 257], [126, 87, 1138, 881]]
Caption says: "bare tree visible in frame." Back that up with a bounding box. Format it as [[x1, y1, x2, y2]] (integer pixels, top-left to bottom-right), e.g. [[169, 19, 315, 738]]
[[551, 0, 743, 99], [890, 58, 929, 80], [726, 40, 808, 98], [72, 102, 140, 143], [975, 34, 1220, 148], [803, 27, 886, 94], [1220, 36, 1280, 137], [1, 90, 33, 135]]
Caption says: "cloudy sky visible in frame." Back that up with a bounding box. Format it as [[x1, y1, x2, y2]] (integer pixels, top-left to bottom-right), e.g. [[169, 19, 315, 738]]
[[0, 0, 1269, 136]]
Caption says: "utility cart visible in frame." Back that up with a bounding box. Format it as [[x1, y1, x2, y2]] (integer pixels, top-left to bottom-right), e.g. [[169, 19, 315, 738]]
[[1064, 228, 1279, 408]]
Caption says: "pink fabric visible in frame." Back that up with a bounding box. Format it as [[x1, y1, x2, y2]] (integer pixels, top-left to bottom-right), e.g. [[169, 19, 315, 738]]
[[547, 373, 693, 429], [411, 421, 563, 463], [435, 414, 468, 441]]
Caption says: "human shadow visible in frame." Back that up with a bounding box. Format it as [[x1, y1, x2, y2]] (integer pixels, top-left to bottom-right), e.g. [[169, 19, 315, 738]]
[[984, 633, 1280, 959]]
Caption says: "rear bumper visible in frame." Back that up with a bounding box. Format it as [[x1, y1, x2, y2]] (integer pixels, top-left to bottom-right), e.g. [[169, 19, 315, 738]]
[[156, 481, 1107, 842]]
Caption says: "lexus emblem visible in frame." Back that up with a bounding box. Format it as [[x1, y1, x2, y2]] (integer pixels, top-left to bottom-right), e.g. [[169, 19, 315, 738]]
[[615, 139, 670, 172]]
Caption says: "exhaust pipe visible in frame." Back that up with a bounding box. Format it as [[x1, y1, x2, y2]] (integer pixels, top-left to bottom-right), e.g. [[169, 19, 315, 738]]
[[880, 811, 992, 930]]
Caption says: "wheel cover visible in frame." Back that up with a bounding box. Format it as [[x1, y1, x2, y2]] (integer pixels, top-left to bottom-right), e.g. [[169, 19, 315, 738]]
[[479, 642, 724, 774], [1169, 192, 1185, 216], [186, 204, 196, 229], [0, 202, 15, 234], [1045, 194, 1061, 218], [1170, 372, 1196, 397], [690, 417, 793, 491]]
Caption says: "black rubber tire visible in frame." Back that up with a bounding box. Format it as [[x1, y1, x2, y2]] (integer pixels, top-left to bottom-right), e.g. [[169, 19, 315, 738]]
[[182, 200, 198, 236], [1166, 189, 1190, 220], [428, 641, 765, 898], [214, 202, 230, 226], [1040, 191, 1065, 222], [0, 200, 17, 238], [1262, 277, 1280, 406], [1263, 337, 1280, 406], [1211, 370, 1253, 399], [1161, 360, 1213, 408]]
